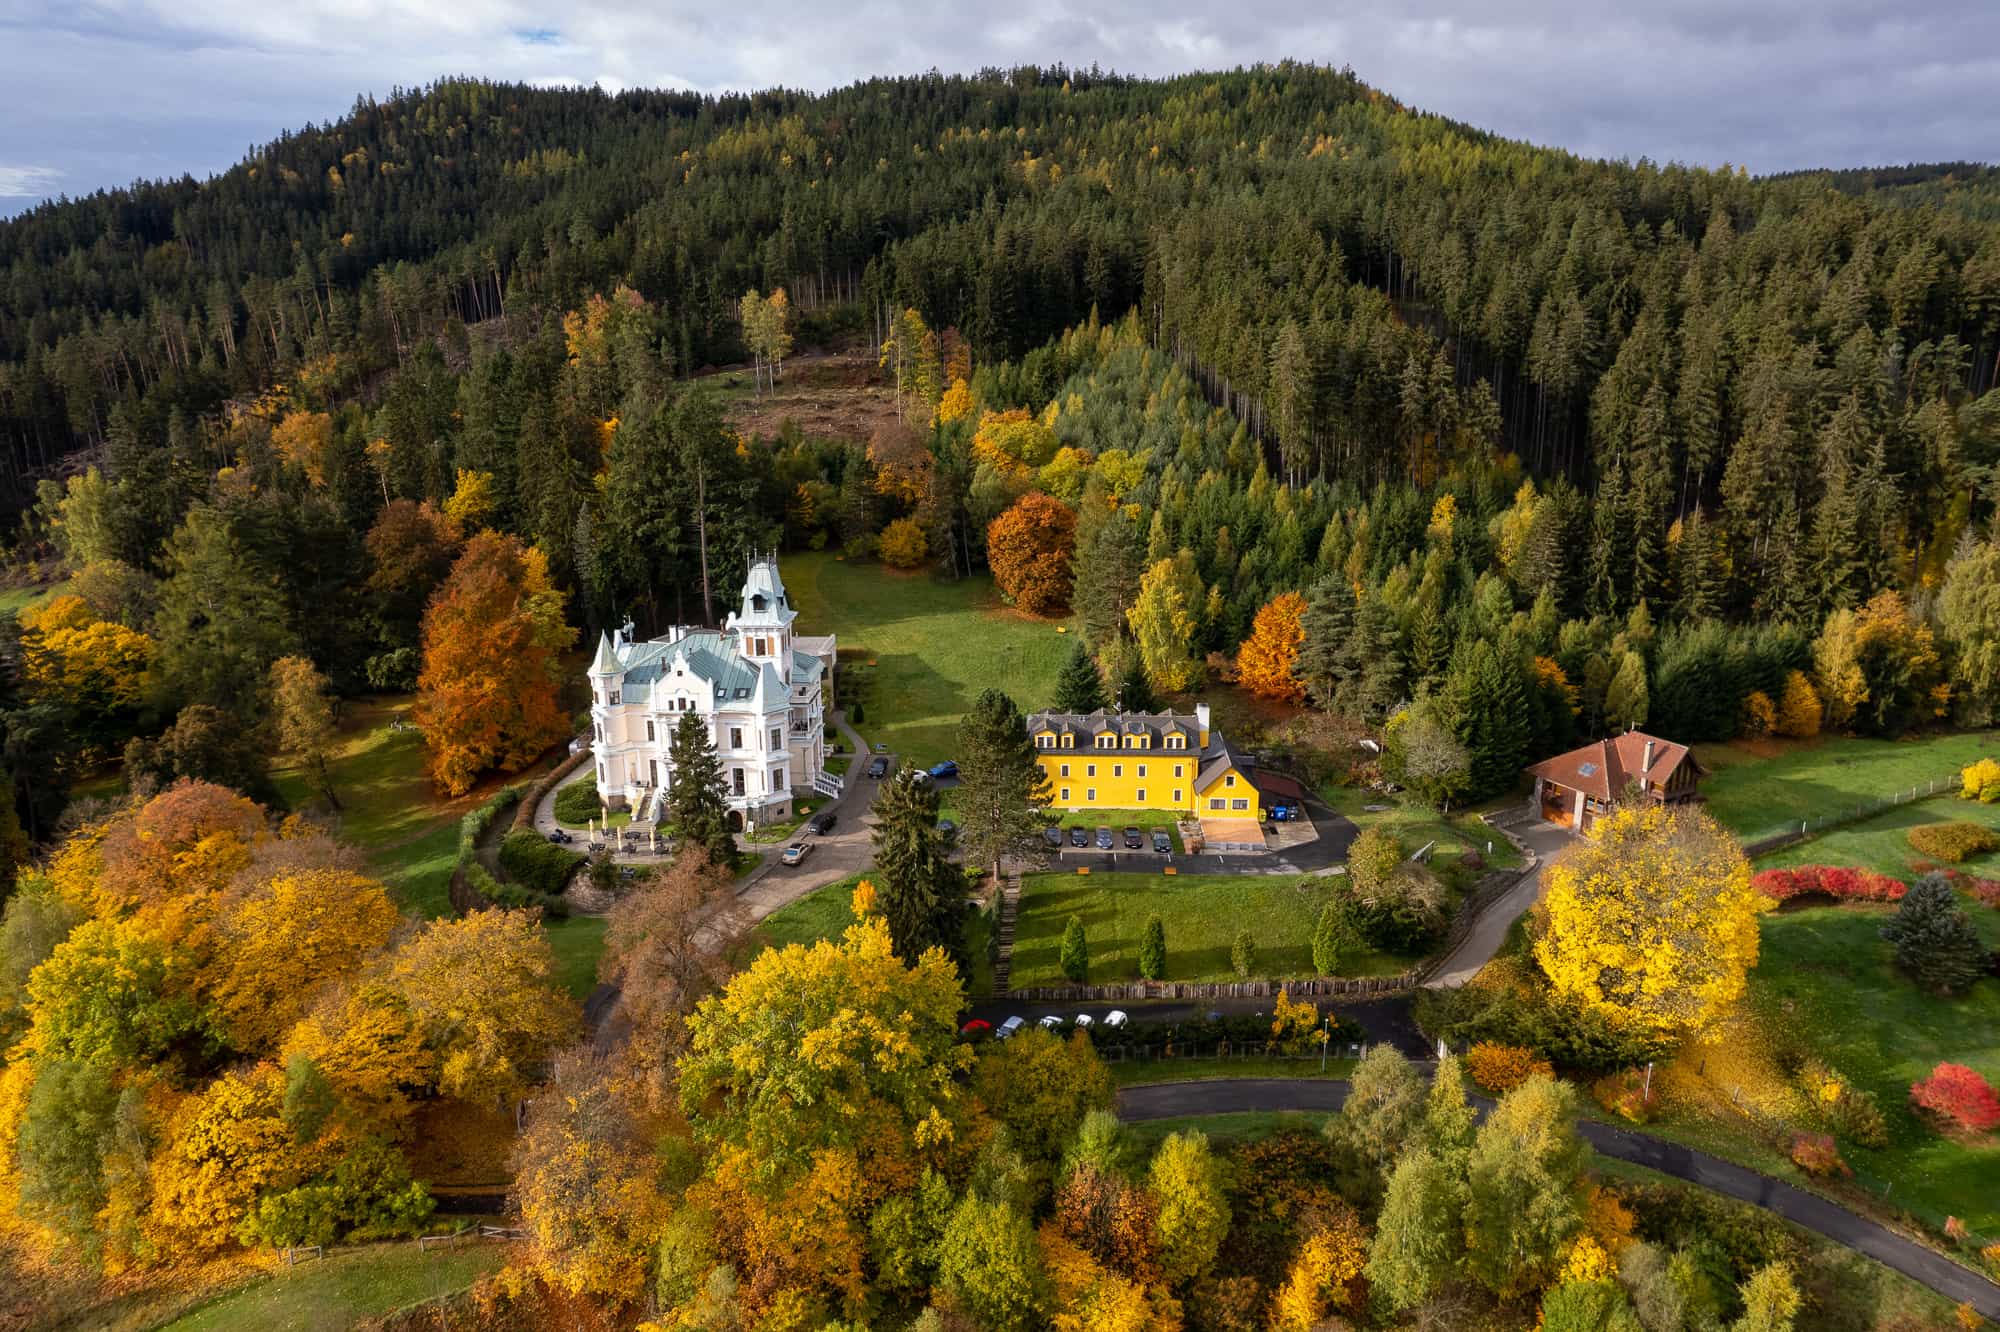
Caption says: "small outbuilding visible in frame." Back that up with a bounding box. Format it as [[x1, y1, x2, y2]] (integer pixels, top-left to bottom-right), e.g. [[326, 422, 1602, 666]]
[[1526, 730, 1705, 834]]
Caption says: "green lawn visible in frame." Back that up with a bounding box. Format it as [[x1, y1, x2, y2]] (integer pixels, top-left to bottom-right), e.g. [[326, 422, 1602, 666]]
[[1010, 871, 1410, 988], [1738, 903, 2000, 1233], [544, 915, 610, 999], [751, 871, 994, 997], [1755, 793, 2000, 880], [157, 1242, 505, 1332], [783, 551, 1071, 767], [1320, 786, 1522, 880], [1696, 731, 1999, 842], [1106, 1054, 1356, 1086], [0, 581, 63, 618]]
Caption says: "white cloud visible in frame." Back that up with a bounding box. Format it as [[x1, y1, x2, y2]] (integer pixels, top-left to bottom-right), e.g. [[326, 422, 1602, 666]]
[[0, 165, 63, 198]]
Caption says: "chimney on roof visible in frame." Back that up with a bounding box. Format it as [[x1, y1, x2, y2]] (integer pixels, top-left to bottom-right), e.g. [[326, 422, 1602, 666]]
[[1196, 702, 1211, 748], [1641, 738, 1655, 792]]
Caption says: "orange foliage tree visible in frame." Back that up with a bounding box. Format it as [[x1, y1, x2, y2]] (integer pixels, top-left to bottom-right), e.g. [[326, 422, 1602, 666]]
[[986, 492, 1078, 616], [414, 532, 577, 795], [1235, 592, 1309, 702]]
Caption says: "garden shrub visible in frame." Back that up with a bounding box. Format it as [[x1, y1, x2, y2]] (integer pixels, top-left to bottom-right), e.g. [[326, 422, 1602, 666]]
[[498, 829, 585, 895], [1787, 1132, 1849, 1178], [1139, 915, 1166, 981], [1326, 861, 1445, 953], [1906, 821, 2000, 864], [553, 778, 601, 825], [1750, 864, 1905, 904], [1796, 1059, 1889, 1149], [877, 517, 929, 569], [1961, 758, 2000, 803], [1060, 915, 1088, 982], [1590, 1068, 1659, 1124], [1909, 1063, 2000, 1134], [1972, 878, 2000, 909], [1464, 1042, 1551, 1094], [1230, 930, 1255, 979]]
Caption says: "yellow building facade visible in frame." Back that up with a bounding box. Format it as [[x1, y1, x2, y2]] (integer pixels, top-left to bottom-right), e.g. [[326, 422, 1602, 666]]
[[1027, 703, 1260, 815]]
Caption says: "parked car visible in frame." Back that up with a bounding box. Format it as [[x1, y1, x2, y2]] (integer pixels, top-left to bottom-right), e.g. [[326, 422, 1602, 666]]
[[1269, 803, 1300, 822], [928, 759, 959, 781], [996, 1016, 1026, 1041], [873, 742, 889, 753], [1038, 1015, 1064, 1029], [867, 756, 889, 779], [1122, 825, 1143, 849], [1103, 1010, 1129, 1029], [1069, 825, 1089, 847], [546, 829, 573, 845], [959, 1019, 992, 1037], [808, 811, 837, 835], [781, 842, 813, 866], [1150, 827, 1172, 853], [1074, 1014, 1094, 1028], [1095, 826, 1114, 850], [1043, 825, 1064, 849]]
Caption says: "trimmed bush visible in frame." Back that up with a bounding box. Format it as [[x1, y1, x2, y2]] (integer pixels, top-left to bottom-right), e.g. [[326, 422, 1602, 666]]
[[1788, 1132, 1849, 1178], [1797, 1058, 1889, 1148], [1139, 915, 1167, 981], [553, 777, 602, 825], [1464, 1042, 1552, 1094], [1060, 915, 1088, 982], [1908, 821, 2000, 864], [1910, 1062, 2000, 1134], [1750, 864, 1905, 904], [1229, 930, 1255, 979], [498, 829, 585, 895]]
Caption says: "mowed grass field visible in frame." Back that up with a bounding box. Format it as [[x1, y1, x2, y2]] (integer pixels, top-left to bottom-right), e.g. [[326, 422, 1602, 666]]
[[749, 871, 994, 996], [1695, 731, 1999, 841], [1743, 903, 2000, 1233], [1010, 871, 1411, 988], [1755, 792, 2000, 880], [155, 1242, 506, 1332], [782, 551, 1070, 767]]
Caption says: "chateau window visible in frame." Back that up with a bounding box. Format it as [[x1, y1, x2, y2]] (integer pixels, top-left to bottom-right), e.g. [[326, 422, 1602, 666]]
[[1136, 788, 1146, 803], [1174, 764, 1184, 778], [645, 720, 655, 742], [732, 769, 745, 796], [1138, 765, 1147, 778], [1087, 788, 1096, 801], [1038, 735, 1054, 748], [730, 727, 743, 749], [754, 637, 768, 655], [1098, 735, 1116, 749], [609, 690, 620, 705], [769, 728, 781, 752], [1225, 773, 1236, 787], [1113, 765, 1122, 777], [1166, 734, 1184, 749]]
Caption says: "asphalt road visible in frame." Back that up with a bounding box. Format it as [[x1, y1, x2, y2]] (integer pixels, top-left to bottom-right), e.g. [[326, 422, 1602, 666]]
[[1116, 1078, 2000, 1319], [966, 994, 1431, 1057]]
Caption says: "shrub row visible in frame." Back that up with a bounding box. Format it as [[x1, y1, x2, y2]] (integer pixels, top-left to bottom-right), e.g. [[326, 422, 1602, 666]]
[[1906, 820, 2000, 864], [510, 738, 594, 831], [498, 828, 586, 895], [553, 777, 601, 825], [455, 787, 568, 917], [1750, 864, 1906, 904]]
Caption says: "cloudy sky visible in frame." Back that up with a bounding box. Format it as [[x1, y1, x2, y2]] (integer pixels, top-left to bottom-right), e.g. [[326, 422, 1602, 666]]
[[2, 0, 1995, 214]]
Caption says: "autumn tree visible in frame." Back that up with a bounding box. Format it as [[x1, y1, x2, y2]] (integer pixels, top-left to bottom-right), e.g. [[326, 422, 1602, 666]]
[[211, 868, 400, 1053], [955, 689, 1053, 881], [1774, 670, 1822, 738], [1939, 539, 2000, 723], [1148, 1129, 1228, 1286], [665, 711, 737, 871], [363, 498, 458, 645], [1534, 805, 1759, 1045], [1464, 1075, 1587, 1297], [414, 532, 576, 795], [1813, 590, 1947, 736], [385, 909, 579, 1105], [601, 846, 745, 1075], [879, 515, 930, 569], [1236, 591, 1308, 703], [1127, 552, 1204, 694], [268, 655, 340, 808], [1367, 1147, 1466, 1314], [17, 596, 153, 752], [971, 1028, 1112, 1188], [988, 492, 1078, 616]]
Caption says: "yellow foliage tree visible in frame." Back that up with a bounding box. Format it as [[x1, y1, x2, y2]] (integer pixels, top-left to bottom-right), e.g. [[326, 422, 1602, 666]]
[[1269, 1208, 1370, 1331], [1038, 1225, 1168, 1332], [1963, 758, 2000, 803], [280, 982, 434, 1128], [1127, 553, 1204, 694], [1813, 590, 1948, 735], [936, 377, 974, 425], [1533, 805, 1759, 1044], [271, 410, 334, 487], [441, 468, 497, 532], [1739, 689, 1776, 738], [1775, 670, 1822, 739], [212, 870, 400, 1053], [1235, 592, 1308, 703], [971, 408, 1059, 473], [148, 1066, 307, 1250], [385, 910, 579, 1105], [878, 517, 930, 570], [19, 595, 154, 722]]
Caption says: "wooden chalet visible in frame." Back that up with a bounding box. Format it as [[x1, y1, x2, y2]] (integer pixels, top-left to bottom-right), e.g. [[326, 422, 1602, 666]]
[[1526, 730, 1705, 834]]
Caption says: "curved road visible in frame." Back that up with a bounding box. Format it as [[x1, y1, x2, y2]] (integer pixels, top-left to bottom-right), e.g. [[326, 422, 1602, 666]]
[[1117, 1078, 2000, 1318]]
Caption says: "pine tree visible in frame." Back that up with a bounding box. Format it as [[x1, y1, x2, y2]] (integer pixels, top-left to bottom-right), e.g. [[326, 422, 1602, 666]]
[[1880, 873, 1987, 996], [1296, 574, 1359, 709], [1111, 652, 1158, 714], [955, 689, 1054, 881], [1052, 641, 1106, 714], [1603, 650, 1650, 731], [870, 771, 968, 972], [1445, 641, 1532, 800], [1345, 598, 1405, 721], [667, 711, 737, 871]]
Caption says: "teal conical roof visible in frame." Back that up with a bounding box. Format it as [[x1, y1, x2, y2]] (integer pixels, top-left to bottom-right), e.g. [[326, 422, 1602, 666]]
[[589, 631, 621, 676]]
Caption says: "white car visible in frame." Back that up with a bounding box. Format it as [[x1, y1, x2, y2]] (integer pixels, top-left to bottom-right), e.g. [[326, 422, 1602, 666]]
[[1038, 1015, 1064, 1029], [1074, 1014, 1095, 1028], [1103, 1010, 1129, 1029], [996, 1016, 1026, 1041]]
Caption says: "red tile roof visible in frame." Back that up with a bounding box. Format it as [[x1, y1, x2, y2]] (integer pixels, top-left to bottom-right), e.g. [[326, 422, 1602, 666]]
[[1527, 731, 1698, 802]]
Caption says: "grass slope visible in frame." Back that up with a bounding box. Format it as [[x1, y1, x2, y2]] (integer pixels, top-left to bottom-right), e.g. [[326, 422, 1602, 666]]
[[544, 915, 610, 999], [157, 1242, 504, 1332], [750, 871, 994, 997], [782, 551, 1069, 767], [1755, 793, 2000, 880], [1696, 732, 1998, 842], [1010, 871, 1409, 988]]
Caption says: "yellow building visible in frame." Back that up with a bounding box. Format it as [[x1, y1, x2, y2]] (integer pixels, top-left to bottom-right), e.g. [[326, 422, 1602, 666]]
[[1026, 703, 1261, 816]]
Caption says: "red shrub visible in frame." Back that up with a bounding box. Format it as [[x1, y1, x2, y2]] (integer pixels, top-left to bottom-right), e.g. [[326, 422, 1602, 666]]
[[1910, 1063, 2000, 1134], [1751, 865, 1906, 904], [1789, 1132, 1850, 1178], [1971, 879, 2000, 909]]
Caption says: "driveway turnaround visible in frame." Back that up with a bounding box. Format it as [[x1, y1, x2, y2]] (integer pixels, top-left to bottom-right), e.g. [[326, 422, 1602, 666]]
[[1116, 1078, 2000, 1319], [1424, 815, 1574, 988]]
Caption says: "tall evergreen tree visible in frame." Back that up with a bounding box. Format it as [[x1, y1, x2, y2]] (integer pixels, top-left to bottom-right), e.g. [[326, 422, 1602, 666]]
[[1051, 641, 1106, 714], [1296, 574, 1359, 710], [1111, 651, 1158, 714], [1445, 641, 1532, 800], [666, 711, 737, 871], [1071, 510, 1142, 651], [870, 771, 968, 972], [955, 689, 1054, 882], [1880, 873, 1987, 996]]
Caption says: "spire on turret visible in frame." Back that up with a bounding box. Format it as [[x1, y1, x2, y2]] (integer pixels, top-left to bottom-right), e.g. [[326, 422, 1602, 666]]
[[589, 631, 621, 676]]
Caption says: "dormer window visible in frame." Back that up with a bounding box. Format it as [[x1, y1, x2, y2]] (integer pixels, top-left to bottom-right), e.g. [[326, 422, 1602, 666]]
[[752, 594, 767, 611], [1061, 734, 1074, 748]]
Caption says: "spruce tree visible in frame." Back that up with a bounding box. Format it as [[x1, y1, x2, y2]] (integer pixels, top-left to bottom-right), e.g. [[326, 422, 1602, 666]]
[[1345, 598, 1405, 721], [1445, 640, 1532, 800], [1311, 902, 1345, 976], [666, 710, 737, 871], [1139, 915, 1167, 980], [1052, 641, 1107, 714], [955, 689, 1054, 881], [1060, 915, 1089, 982], [1296, 574, 1359, 709], [1112, 652, 1158, 714], [1880, 873, 1987, 996], [870, 771, 968, 971], [1072, 511, 1141, 650]]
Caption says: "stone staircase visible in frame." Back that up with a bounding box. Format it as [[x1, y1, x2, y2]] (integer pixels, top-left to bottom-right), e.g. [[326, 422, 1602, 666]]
[[990, 874, 1022, 994]]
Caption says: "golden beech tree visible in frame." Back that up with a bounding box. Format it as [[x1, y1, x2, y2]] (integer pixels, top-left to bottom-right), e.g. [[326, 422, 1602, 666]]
[[385, 909, 579, 1106], [414, 531, 577, 795], [211, 869, 400, 1053], [18, 594, 154, 725], [1270, 1208, 1371, 1331], [280, 982, 434, 1128], [148, 1066, 310, 1251], [270, 410, 334, 487], [1235, 592, 1309, 702], [987, 492, 1078, 616], [268, 655, 340, 808], [1533, 806, 1760, 1044]]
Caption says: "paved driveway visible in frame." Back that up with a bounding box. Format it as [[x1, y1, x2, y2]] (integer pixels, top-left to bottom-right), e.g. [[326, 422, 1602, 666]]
[[1424, 815, 1573, 988]]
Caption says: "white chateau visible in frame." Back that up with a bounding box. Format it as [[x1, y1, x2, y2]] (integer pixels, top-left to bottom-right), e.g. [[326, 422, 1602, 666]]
[[588, 556, 836, 827]]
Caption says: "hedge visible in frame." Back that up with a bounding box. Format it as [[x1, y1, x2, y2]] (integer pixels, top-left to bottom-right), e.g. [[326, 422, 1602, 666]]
[[454, 787, 568, 917], [498, 828, 586, 896], [553, 778, 601, 825], [1906, 821, 2000, 864], [511, 736, 594, 831], [1750, 865, 1906, 904]]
